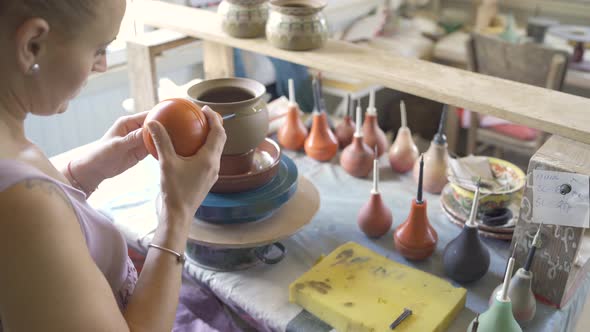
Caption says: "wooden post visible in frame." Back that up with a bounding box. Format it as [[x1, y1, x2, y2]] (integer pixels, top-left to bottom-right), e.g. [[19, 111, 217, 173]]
[[467, 112, 479, 155], [203, 41, 235, 79], [474, 0, 498, 33], [126, 30, 197, 112], [511, 135, 590, 308], [445, 105, 460, 155], [127, 40, 158, 113]]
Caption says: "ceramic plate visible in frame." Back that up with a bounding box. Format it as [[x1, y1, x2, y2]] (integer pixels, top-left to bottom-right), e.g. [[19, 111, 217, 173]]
[[440, 184, 517, 238], [441, 204, 513, 241]]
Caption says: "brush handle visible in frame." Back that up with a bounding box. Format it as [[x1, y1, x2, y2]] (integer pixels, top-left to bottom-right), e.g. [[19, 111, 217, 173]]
[[501, 257, 515, 301], [417, 155, 424, 203], [355, 105, 362, 136], [312, 78, 321, 113], [317, 75, 326, 113], [524, 224, 543, 271], [437, 105, 448, 135], [288, 79, 295, 104], [369, 89, 375, 110], [347, 95, 352, 117], [372, 158, 379, 193], [400, 100, 407, 128], [524, 246, 536, 272], [466, 183, 481, 228], [471, 315, 479, 332]]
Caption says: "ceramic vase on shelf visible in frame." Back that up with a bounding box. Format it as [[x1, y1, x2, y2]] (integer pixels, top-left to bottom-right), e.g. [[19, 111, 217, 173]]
[[218, 0, 269, 38], [266, 0, 328, 51]]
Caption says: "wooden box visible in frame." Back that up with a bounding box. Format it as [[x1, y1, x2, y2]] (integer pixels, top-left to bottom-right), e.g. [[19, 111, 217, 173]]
[[510, 135, 589, 308]]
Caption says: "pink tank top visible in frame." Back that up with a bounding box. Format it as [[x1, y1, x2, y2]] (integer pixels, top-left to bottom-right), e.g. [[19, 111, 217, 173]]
[[0, 159, 137, 315]]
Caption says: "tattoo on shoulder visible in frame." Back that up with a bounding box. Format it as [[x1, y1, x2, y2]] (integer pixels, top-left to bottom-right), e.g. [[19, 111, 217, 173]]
[[24, 179, 73, 209]]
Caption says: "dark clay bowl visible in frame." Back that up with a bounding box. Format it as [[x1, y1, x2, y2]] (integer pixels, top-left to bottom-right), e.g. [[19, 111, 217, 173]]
[[212, 138, 281, 193]]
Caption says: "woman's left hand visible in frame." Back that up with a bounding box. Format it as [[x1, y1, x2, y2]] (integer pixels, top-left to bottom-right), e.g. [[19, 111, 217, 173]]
[[68, 112, 150, 194]]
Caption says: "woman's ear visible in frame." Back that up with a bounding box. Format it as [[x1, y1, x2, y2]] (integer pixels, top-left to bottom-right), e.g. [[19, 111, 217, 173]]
[[14, 18, 49, 75]]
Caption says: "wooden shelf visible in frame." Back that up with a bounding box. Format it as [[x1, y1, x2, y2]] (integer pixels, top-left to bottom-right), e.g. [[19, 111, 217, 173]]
[[136, 0, 590, 145]]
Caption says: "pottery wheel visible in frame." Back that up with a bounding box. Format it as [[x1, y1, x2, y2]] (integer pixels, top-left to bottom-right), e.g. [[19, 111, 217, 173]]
[[188, 176, 319, 248]]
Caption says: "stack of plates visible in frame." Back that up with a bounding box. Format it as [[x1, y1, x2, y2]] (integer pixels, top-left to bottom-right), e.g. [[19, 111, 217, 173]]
[[187, 138, 317, 271], [195, 153, 298, 224]]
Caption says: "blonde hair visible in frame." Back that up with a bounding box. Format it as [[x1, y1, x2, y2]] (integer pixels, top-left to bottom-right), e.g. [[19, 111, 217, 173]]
[[0, 0, 97, 36]]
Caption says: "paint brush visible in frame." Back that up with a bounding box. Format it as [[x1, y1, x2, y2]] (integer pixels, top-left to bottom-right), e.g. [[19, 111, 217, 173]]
[[417, 154, 424, 204]]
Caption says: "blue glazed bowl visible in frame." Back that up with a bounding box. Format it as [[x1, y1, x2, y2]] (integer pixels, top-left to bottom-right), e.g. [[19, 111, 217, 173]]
[[195, 154, 298, 224]]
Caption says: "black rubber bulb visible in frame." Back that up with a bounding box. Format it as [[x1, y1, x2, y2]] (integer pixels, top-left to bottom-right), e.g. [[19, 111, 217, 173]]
[[443, 181, 491, 283]]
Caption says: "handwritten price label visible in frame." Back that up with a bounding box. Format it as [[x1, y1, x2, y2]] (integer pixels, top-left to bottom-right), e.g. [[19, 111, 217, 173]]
[[533, 170, 590, 228]]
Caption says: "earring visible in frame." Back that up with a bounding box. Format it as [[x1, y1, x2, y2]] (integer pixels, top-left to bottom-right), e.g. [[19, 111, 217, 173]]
[[29, 63, 40, 74]]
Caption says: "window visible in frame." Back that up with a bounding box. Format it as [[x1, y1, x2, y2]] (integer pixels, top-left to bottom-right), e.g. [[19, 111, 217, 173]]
[[105, 0, 223, 68]]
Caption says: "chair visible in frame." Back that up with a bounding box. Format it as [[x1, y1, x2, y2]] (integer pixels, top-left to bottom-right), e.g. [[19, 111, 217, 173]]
[[465, 33, 569, 157]]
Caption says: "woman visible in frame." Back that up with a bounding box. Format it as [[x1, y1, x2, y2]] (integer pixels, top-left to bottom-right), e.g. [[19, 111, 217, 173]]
[[0, 1, 234, 331]]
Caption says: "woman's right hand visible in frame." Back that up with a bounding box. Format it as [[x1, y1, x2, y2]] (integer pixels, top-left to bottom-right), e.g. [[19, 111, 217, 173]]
[[146, 106, 226, 226]]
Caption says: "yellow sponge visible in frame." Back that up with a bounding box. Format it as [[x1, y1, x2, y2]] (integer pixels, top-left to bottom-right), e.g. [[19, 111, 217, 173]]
[[289, 242, 466, 332]]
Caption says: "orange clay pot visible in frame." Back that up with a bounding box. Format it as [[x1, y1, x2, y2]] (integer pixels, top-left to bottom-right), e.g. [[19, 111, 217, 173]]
[[304, 112, 338, 162], [277, 103, 308, 151], [393, 199, 438, 260]]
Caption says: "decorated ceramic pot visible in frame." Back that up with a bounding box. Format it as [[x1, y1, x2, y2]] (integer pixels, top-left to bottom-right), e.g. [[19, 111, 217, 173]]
[[218, 0, 269, 38], [266, 0, 328, 51], [187, 77, 269, 156], [449, 157, 526, 214]]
